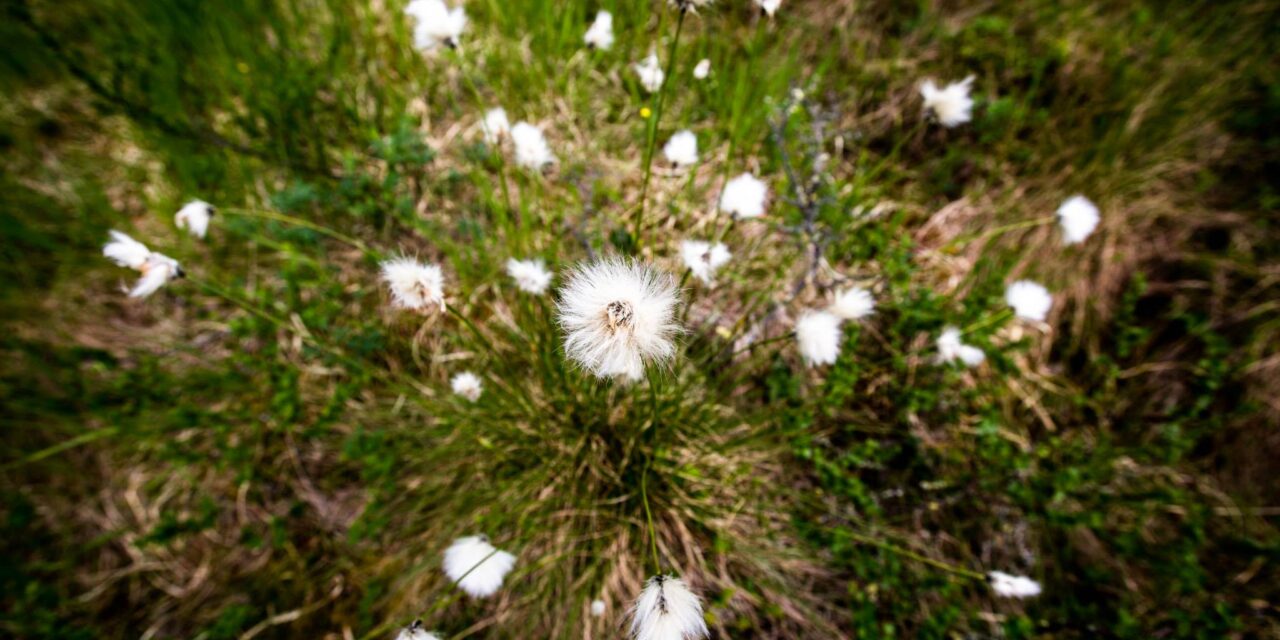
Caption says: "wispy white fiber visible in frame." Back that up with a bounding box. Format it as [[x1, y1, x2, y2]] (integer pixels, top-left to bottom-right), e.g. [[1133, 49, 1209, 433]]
[[1005, 280, 1052, 322], [380, 258, 445, 312], [679, 240, 730, 285], [174, 200, 214, 239], [719, 173, 768, 219], [443, 535, 516, 598], [795, 310, 843, 367], [629, 575, 709, 640], [920, 75, 976, 127]]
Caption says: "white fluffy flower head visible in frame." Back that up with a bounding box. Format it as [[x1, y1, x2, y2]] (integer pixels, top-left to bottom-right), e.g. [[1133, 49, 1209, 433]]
[[795, 310, 843, 367], [719, 173, 768, 219], [558, 259, 681, 381], [920, 75, 976, 127], [692, 58, 710, 80], [830, 286, 875, 320], [380, 258, 445, 312], [1057, 194, 1100, 245], [395, 620, 441, 640], [1005, 280, 1053, 322], [482, 108, 511, 145], [103, 231, 184, 298], [937, 326, 985, 367], [443, 535, 516, 598], [756, 0, 782, 16], [989, 571, 1042, 598], [584, 11, 614, 50], [451, 371, 483, 402], [506, 258, 553, 294], [634, 52, 665, 93], [679, 240, 730, 285], [175, 200, 215, 239], [591, 599, 607, 617], [511, 122, 555, 171], [663, 130, 698, 168], [405, 0, 467, 51], [630, 575, 709, 640]]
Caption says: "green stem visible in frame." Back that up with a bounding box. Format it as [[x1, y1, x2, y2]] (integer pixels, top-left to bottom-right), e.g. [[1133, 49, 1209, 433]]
[[845, 531, 985, 580], [220, 207, 381, 259], [640, 457, 662, 574], [943, 215, 1055, 252], [963, 307, 1014, 335], [632, 8, 688, 252], [2, 427, 119, 470]]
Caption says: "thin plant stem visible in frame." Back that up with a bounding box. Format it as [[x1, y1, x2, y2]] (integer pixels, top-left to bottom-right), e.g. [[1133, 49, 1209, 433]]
[[963, 307, 1015, 335], [632, 8, 688, 251], [452, 50, 517, 232], [944, 215, 1055, 252], [220, 207, 381, 258], [640, 457, 662, 574], [845, 531, 986, 580]]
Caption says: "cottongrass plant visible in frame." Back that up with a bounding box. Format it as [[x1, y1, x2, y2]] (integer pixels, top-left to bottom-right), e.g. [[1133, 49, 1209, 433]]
[[510, 121, 555, 171], [830, 286, 875, 320], [102, 230, 184, 298], [1005, 280, 1053, 322], [395, 620, 441, 640], [662, 130, 698, 168], [380, 257, 446, 312], [584, 10, 614, 50], [174, 200, 214, 239], [920, 75, 976, 127], [506, 258, 553, 294], [481, 107, 510, 145], [988, 571, 1043, 598], [937, 326, 985, 367], [404, 0, 467, 51], [634, 52, 665, 94], [1057, 194, 1100, 244], [756, 0, 782, 17], [630, 575, 709, 640], [679, 240, 730, 285], [450, 371, 482, 402], [795, 310, 843, 367], [442, 535, 516, 598], [719, 173, 769, 218], [692, 58, 710, 80]]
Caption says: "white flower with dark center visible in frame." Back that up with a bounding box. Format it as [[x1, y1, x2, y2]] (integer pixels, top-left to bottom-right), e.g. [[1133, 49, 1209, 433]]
[[443, 535, 516, 598], [662, 130, 698, 168], [937, 326, 985, 367], [679, 240, 730, 285], [756, 0, 782, 16], [584, 11, 615, 50], [482, 108, 511, 145], [506, 258, 553, 294], [510, 122, 555, 171], [380, 258, 445, 312], [795, 310, 843, 367], [692, 58, 710, 80], [719, 173, 768, 218], [989, 571, 1042, 598], [395, 620, 441, 640], [557, 259, 681, 381], [920, 75, 976, 127], [451, 371, 483, 402], [1057, 195, 1100, 245], [591, 599, 607, 617], [1005, 280, 1052, 322], [405, 0, 467, 51], [830, 286, 874, 320], [634, 52, 665, 93], [174, 200, 215, 239], [103, 231, 184, 298], [630, 575, 709, 640]]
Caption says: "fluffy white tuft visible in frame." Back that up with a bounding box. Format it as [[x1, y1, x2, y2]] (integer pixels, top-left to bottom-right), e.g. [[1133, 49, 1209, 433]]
[[395, 621, 441, 640], [405, 0, 466, 51], [103, 230, 152, 270], [1005, 280, 1053, 322], [442, 536, 516, 598], [557, 259, 682, 381], [506, 258, 553, 294], [692, 58, 711, 80], [830, 286, 875, 320], [662, 130, 698, 168], [591, 599, 607, 617], [937, 326, 985, 367], [668, 0, 715, 12], [679, 240, 730, 285], [989, 571, 1042, 598], [634, 52, 665, 93], [380, 258, 445, 312], [510, 122, 555, 171], [131, 253, 183, 298], [481, 108, 511, 145], [756, 0, 782, 16], [174, 200, 214, 239], [1057, 195, 1100, 245], [584, 11, 615, 50], [450, 371, 483, 402], [795, 310, 843, 367], [629, 575, 709, 640], [920, 75, 976, 127], [719, 173, 768, 218]]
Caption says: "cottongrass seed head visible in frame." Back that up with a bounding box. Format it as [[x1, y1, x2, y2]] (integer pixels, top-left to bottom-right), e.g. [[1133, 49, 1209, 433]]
[[692, 58, 710, 80], [380, 257, 445, 312], [511, 121, 555, 171], [443, 535, 516, 598], [506, 258, 553, 294], [482, 107, 511, 145], [395, 620, 441, 640], [405, 0, 466, 51], [830, 286, 875, 320], [920, 75, 976, 127], [756, 0, 782, 16], [584, 10, 614, 50], [719, 172, 768, 219], [634, 52, 665, 93], [557, 258, 681, 381], [795, 310, 843, 367], [591, 599, 607, 617], [989, 571, 1043, 598], [937, 326, 985, 367], [679, 240, 730, 285], [174, 199, 214, 239], [663, 130, 698, 168], [1005, 280, 1053, 322], [668, 0, 714, 13], [103, 231, 184, 298], [1057, 194, 1100, 245], [630, 575, 709, 640], [103, 230, 152, 270], [450, 371, 483, 402]]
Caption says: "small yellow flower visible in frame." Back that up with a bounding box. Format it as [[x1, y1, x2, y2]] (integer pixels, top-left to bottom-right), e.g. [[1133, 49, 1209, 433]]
[[236, 61, 250, 74], [640, 107, 652, 119]]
